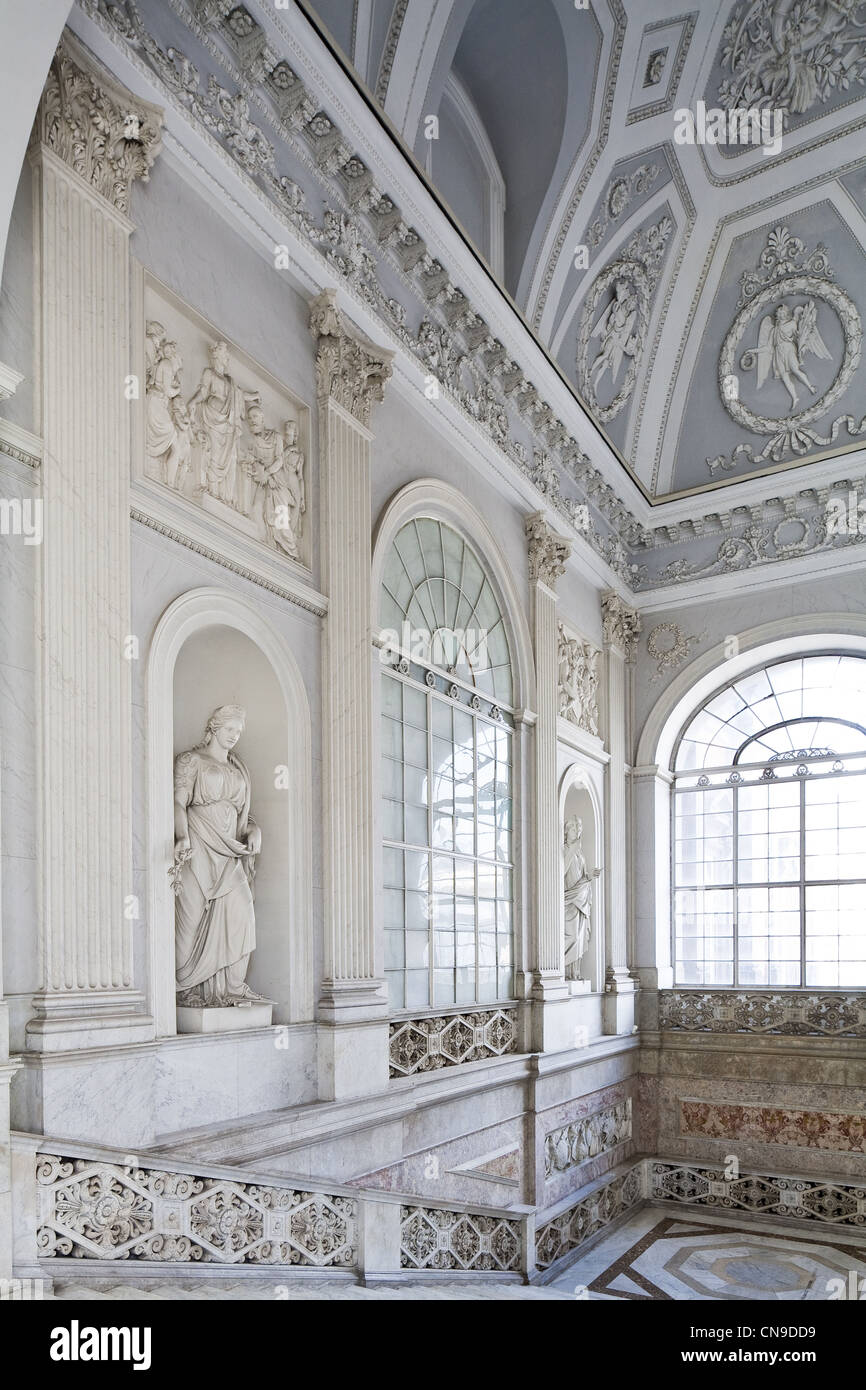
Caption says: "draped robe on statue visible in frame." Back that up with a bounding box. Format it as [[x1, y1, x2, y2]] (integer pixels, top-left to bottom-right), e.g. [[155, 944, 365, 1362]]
[[173, 748, 257, 1005], [564, 842, 592, 979]]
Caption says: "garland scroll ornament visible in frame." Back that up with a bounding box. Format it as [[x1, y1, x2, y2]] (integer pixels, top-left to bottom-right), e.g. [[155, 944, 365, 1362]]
[[710, 225, 864, 473]]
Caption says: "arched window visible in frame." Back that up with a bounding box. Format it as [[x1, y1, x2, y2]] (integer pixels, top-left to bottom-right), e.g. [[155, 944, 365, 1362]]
[[379, 517, 514, 1012], [673, 654, 866, 988]]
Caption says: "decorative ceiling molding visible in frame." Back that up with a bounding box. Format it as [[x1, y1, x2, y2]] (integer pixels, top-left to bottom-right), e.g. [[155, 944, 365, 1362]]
[[70, 0, 866, 597]]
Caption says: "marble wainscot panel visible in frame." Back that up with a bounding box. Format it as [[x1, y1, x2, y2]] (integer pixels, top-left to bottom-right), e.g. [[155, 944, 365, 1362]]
[[349, 1118, 524, 1207], [134, 272, 312, 581], [537, 1074, 638, 1209], [657, 1075, 866, 1181], [681, 1100, 866, 1154]]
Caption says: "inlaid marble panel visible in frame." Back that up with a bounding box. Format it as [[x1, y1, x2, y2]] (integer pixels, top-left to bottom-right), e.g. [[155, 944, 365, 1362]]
[[553, 1212, 866, 1301], [681, 1100, 866, 1154]]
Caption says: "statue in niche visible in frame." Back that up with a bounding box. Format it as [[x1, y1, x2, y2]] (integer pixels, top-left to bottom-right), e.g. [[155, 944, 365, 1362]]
[[145, 326, 192, 491], [241, 407, 305, 560], [188, 339, 261, 507], [589, 279, 640, 392], [563, 816, 598, 981], [170, 704, 266, 1008]]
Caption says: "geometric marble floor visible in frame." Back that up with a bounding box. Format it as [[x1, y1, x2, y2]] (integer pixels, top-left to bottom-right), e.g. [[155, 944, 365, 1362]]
[[547, 1209, 866, 1301]]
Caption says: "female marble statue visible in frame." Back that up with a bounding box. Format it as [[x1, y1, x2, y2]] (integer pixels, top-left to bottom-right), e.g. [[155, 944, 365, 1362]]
[[188, 339, 260, 507], [563, 816, 595, 980], [171, 704, 264, 1007]]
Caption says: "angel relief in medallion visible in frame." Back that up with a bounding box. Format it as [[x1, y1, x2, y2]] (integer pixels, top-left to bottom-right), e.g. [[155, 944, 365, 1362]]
[[740, 298, 832, 412], [144, 317, 307, 564]]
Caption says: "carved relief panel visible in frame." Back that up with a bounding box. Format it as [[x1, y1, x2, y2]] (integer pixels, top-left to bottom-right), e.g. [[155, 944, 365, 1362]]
[[136, 274, 311, 573], [557, 621, 601, 739]]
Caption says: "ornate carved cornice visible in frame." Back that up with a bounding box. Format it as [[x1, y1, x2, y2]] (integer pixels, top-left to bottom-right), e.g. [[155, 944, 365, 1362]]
[[309, 288, 393, 428], [32, 32, 162, 216], [525, 511, 571, 589], [602, 590, 641, 658]]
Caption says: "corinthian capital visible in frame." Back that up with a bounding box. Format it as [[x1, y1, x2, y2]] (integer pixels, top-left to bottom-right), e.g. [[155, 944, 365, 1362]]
[[602, 590, 641, 658], [32, 33, 163, 216], [525, 511, 571, 590], [310, 288, 393, 428]]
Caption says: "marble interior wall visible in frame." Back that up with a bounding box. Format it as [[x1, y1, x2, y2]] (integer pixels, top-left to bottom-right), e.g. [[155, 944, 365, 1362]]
[[642, 1036, 866, 1182]]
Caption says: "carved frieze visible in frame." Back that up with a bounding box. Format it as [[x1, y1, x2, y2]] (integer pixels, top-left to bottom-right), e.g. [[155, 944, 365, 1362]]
[[544, 1099, 632, 1177], [557, 622, 601, 736], [32, 33, 162, 215], [659, 989, 866, 1037], [141, 278, 310, 568]]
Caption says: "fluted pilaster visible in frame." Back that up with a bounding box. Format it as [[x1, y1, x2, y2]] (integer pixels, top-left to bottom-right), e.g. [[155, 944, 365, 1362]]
[[311, 290, 393, 1096], [525, 513, 571, 995], [601, 590, 640, 1033], [26, 35, 162, 1051]]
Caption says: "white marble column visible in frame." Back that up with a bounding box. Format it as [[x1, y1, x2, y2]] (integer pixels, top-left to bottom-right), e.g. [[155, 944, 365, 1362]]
[[524, 513, 574, 1052], [601, 591, 640, 1035], [25, 36, 162, 1052], [310, 289, 393, 1099]]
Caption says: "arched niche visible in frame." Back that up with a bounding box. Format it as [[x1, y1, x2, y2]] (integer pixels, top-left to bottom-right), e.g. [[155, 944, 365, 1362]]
[[146, 588, 313, 1036], [559, 763, 604, 993]]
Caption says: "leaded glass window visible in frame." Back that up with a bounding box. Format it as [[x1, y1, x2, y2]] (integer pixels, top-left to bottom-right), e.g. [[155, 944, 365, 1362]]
[[673, 655, 866, 988], [380, 518, 515, 1012]]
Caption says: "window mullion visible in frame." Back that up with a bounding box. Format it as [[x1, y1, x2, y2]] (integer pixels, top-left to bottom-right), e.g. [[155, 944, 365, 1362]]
[[799, 778, 806, 989], [426, 685, 434, 1009], [732, 782, 739, 988]]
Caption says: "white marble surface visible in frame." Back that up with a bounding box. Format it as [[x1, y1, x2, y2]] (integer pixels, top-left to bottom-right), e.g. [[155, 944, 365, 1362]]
[[548, 1208, 866, 1300]]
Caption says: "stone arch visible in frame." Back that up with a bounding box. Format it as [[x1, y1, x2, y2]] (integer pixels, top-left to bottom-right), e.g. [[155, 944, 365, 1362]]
[[145, 587, 313, 1036]]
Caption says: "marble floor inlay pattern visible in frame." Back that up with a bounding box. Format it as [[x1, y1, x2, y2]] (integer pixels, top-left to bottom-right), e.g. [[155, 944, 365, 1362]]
[[548, 1210, 866, 1301]]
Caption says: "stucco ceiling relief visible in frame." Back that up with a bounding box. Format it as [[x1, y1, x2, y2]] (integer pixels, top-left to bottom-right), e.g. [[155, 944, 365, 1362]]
[[710, 224, 864, 473]]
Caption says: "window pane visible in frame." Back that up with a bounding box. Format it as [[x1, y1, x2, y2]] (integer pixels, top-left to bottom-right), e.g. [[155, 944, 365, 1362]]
[[674, 654, 866, 985]]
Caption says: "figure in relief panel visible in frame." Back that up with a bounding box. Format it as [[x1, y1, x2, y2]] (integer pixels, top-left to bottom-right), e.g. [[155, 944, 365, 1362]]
[[145, 324, 192, 491], [589, 280, 640, 392], [241, 407, 305, 559], [143, 316, 307, 563], [563, 816, 597, 981], [188, 339, 261, 506], [171, 704, 265, 1007], [557, 623, 601, 737]]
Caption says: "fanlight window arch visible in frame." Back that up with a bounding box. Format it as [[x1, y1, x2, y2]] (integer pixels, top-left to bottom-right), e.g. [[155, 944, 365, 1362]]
[[380, 517, 515, 1013], [673, 655, 866, 989]]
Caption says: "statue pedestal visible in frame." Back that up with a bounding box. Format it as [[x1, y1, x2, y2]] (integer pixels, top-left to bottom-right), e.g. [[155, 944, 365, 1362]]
[[176, 1002, 273, 1034], [567, 978, 591, 996]]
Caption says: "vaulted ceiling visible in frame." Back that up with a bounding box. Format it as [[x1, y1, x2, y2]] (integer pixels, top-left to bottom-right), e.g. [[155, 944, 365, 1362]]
[[306, 0, 866, 501]]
